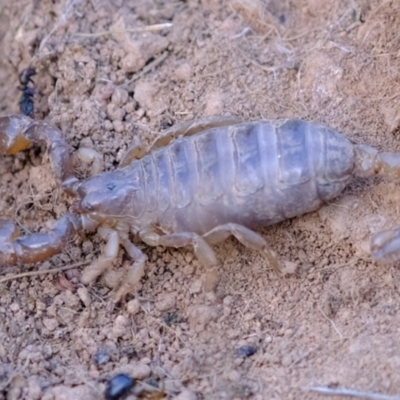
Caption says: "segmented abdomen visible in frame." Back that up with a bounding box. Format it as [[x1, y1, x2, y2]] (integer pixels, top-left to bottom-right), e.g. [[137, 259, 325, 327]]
[[137, 120, 355, 234]]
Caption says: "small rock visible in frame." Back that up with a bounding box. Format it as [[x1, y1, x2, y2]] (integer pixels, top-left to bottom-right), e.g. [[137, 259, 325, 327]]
[[174, 62, 192, 82], [225, 369, 241, 382], [203, 91, 225, 116], [77, 287, 91, 308], [188, 305, 219, 329], [182, 264, 195, 276], [120, 42, 146, 74], [134, 80, 161, 111], [189, 279, 202, 294], [123, 362, 151, 380], [223, 296, 234, 306], [9, 302, 20, 312], [43, 318, 59, 332], [281, 353, 292, 367], [126, 299, 140, 315], [107, 103, 125, 121], [172, 389, 197, 400], [111, 87, 129, 107], [93, 349, 111, 366], [236, 345, 257, 358], [105, 374, 134, 400], [243, 312, 256, 322], [27, 377, 42, 400], [7, 375, 25, 400], [113, 315, 129, 338], [51, 384, 98, 400], [113, 120, 125, 133], [155, 293, 176, 311]]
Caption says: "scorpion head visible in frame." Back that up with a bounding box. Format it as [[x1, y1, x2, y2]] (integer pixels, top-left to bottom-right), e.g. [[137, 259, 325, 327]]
[[71, 168, 144, 227]]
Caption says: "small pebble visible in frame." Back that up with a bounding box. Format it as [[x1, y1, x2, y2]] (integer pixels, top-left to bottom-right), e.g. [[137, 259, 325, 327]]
[[124, 362, 151, 379], [174, 62, 192, 82], [93, 349, 111, 366], [9, 302, 20, 312], [107, 103, 125, 121], [27, 377, 42, 400], [172, 389, 197, 400], [43, 318, 59, 332], [126, 299, 140, 315], [113, 315, 129, 338], [111, 87, 129, 107], [105, 374, 134, 400], [189, 279, 202, 294], [77, 287, 91, 307], [236, 345, 257, 358], [155, 293, 176, 311]]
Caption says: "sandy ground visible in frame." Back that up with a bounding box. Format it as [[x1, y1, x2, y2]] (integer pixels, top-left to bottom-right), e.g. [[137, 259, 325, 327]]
[[1, 0, 400, 399]]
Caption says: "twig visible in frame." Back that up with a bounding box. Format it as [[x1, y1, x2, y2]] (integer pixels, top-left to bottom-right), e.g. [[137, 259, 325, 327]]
[[306, 386, 400, 400], [231, 27, 252, 40], [318, 305, 343, 339], [289, 343, 322, 367], [74, 23, 173, 38], [0, 260, 90, 283], [36, 0, 79, 57], [318, 258, 358, 272], [120, 51, 169, 87]]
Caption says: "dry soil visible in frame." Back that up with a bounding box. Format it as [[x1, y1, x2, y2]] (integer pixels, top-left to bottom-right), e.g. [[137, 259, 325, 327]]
[[1, 1, 400, 399]]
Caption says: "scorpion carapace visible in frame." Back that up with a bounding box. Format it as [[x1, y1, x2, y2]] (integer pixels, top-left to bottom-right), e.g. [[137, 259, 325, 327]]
[[1, 115, 400, 306]]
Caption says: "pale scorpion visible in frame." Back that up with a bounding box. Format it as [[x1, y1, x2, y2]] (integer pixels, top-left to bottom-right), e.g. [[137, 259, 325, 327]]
[[1, 114, 400, 305]]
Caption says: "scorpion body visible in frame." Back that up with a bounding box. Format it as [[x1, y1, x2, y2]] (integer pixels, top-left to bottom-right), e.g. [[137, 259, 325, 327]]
[[80, 119, 354, 235], [1, 115, 400, 306]]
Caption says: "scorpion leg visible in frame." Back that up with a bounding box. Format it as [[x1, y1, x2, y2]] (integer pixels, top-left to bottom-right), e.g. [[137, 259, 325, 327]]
[[75, 147, 104, 175], [140, 230, 218, 268], [81, 229, 120, 286], [149, 115, 241, 151], [118, 142, 147, 168], [140, 230, 220, 290], [110, 234, 147, 306], [119, 116, 241, 168], [202, 223, 282, 272], [81, 230, 147, 306], [0, 214, 81, 265]]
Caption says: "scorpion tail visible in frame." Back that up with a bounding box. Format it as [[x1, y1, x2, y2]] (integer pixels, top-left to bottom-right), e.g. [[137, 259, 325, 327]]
[[371, 227, 400, 264], [354, 144, 400, 180], [0, 214, 81, 265]]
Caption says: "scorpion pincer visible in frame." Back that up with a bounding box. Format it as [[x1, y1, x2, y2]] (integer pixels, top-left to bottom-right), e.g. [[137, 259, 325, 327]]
[[1, 115, 400, 305]]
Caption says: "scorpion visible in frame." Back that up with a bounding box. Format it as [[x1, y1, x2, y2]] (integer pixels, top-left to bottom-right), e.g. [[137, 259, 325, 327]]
[[0, 114, 400, 306]]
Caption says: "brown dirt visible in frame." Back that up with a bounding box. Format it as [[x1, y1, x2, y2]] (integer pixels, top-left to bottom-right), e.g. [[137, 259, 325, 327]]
[[1, 0, 400, 399]]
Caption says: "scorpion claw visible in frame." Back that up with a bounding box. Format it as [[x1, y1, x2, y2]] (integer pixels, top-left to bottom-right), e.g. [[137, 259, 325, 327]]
[[0, 115, 77, 185], [0, 219, 21, 265], [0, 115, 34, 155]]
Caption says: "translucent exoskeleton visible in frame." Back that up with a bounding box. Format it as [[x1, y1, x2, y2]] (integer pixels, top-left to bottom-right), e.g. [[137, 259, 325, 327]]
[[1, 115, 400, 307]]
